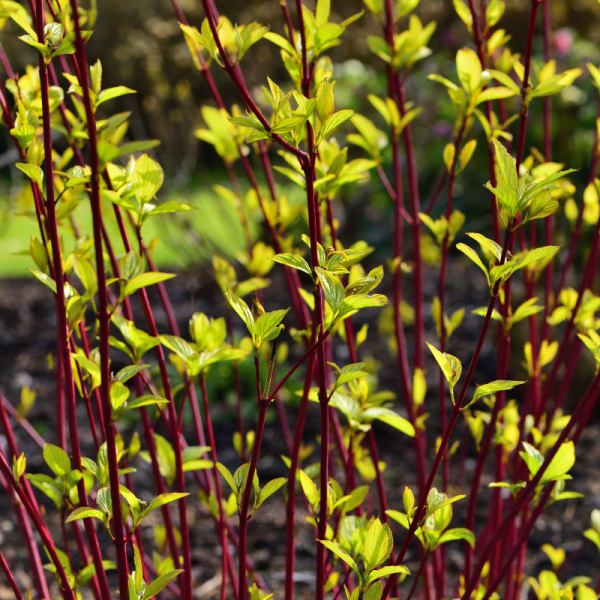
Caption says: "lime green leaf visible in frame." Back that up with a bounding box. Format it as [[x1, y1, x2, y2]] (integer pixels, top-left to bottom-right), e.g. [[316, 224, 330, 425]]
[[264, 32, 296, 55], [520, 441, 543, 476], [118, 140, 161, 157], [428, 74, 459, 91], [542, 442, 575, 483], [4, 6, 36, 37], [426, 342, 453, 384], [335, 370, 369, 388], [476, 86, 516, 105], [364, 580, 383, 600], [257, 477, 287, 507], [146, 201, 198, 217], [142, 570, 184, 600], [73, 354, 101, 389], [96, 86, 136, 106], [43, 444, 71, 477], [318, 539, 361, 582], [456, 244, 489, 286], [65, 507, 105, 523], [124, 272, 176, 296], [28, 269, 57, 293], [121, 395, 169, 413], [466, 232, 503, 262], [456, 48, 481, 94], [470, 380, 525, 405], [181, 459, 213, 471], [343, 485, 369, 512], [16, 162, 43, 187], [363, 518, 392, 571], [488, 69, 520, 93], [11, 124, 36, 150], [299, 469, 319, 506], [316, 267, 344, 313], [491, 138, 518, 191], [142, 493, 189, 518], [225, 290, 255, 337], [132, 154, 164, 203], [361, 407, 415, 437], [217, 463, 238, 494], [321, 109, 354, 139], [437, 528, 475, 547], [517, 246, 560, 271], [386, 509, 409, 529], [110, 382, 130, 411], [255, 309, 289, 343], [114, 365, 149, 384], [366, 565, 411, 585], [159, 335, 196, 360], [96, 487, 113, 519], [453, 0, 473, 33]]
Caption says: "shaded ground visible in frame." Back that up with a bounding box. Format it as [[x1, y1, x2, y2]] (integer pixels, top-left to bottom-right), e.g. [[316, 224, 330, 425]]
[[1, 261, 599, 599]]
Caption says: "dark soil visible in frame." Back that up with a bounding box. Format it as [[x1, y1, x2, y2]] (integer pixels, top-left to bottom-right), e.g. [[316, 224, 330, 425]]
[[1, 261, 599, 599]]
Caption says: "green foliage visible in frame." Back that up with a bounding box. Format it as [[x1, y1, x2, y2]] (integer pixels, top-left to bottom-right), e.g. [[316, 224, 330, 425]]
[[318, 517, 409, 595], [3, 1, 600, 599]]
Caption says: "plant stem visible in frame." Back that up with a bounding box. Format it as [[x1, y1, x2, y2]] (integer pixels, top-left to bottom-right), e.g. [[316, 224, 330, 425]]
[[461, 368, 600, 599], [284, 350, 317, 600], [200, 376, 229, 600], [515, 0, 543, 169], [35, 2, 113, 597], [381, 227, 516, 600], [238, 359, 270, 600], [383, 0, 427, 497], [267, 331, 330, 402], [405, 555, 428, 600], [396, 77, 424, 370], [466, 0, 501, 240], [554, 96, 600, 305], [0, 451, 77, 600], [227, 309, 247, 462], [541, 0, 554, 323], [480, 487, 550, 600], [198, 0, 309, 164], [294, 0, 309, 97], [0, 549, 25, 600], [438, 115, 468, 500], [69, 3, 149, 596], [297, 155, 331, 600], [0, 396, 50, 600]]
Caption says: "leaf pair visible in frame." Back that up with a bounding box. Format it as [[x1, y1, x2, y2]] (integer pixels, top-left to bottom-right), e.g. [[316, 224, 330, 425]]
[[225, 290, 289, 354], [319, 518, 410, 599], [217, 462, 286, 514]]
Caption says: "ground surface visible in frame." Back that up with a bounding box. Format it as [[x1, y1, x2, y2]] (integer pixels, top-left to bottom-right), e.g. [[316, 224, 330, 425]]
[[1, 263, 599, 599]]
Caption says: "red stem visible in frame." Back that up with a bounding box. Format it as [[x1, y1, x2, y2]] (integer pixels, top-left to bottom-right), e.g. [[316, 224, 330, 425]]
[[200, 376, 229, 600], [396, 78, 424, 370], [198, 0, 308, 164], [555, 97, 600, 304], [0, 397, 50, 600], [480, 487, 552, 600], [284, 350, 317, 600], [381, 228, 516, 600], [0, 549, 25, 600], [0, 451, 76, 600], [462, 369, 600, 599], [238, 359, 270, 600], [466, 0, 501, 241], [35, 3, 113, 596], [68, 1, 132, 595], [515, 0, 543, 170], [267, 332, 330, 402]]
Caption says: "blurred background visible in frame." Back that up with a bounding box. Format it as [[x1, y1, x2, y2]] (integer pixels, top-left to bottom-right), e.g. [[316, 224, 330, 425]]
[[2, 0, 600, 275]]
